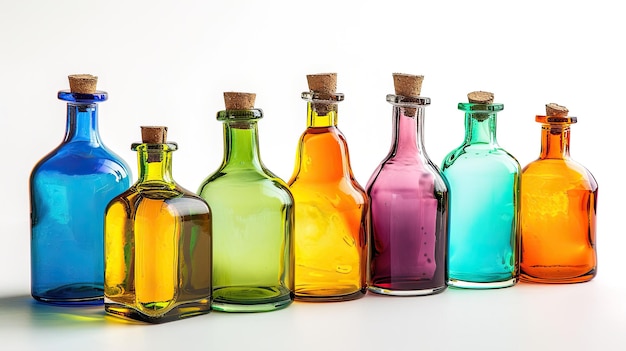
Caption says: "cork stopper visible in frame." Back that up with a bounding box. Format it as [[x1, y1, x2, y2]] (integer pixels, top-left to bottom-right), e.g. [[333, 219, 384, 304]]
[[68, 74, 98, 94], [141, 126, 168, 144], [224, 92, 256, 110], [468, 91, 494, 104], [307, 73, 337, 93], [546, 103, 569, 117], [393, 73, 423, 97], [306, 73, 337, 115]]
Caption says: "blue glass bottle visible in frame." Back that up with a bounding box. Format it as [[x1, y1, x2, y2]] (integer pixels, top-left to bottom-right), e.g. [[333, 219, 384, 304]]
[[30, 74, 132, 304], [441, 91, 520, 289]]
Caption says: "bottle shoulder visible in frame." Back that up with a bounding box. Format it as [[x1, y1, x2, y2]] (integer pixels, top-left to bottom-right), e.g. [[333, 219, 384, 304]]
[[442, 144, 520, 173], [198, 171, 293, 202], [522, 158, 598, 189], [108, 185, 211, 213], [289, 177, 367, 205], [32, 141, 131, 177], [367, 160, 448, 193]]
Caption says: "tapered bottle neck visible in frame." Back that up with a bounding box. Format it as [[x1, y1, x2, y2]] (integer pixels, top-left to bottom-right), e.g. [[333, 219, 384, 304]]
[[58, 90, 108, 145], [292, 91, 355, 182], [218, 108, 264, 170], [134, 143, 176, 186], [303, 91, 343, 129], [64, 103, 102, 144], [222, 121, 263, 169], [459, 103, 504, 147], [387, 95, 430, 158], [536, 115, 576, 160], [307, 102, 338, 128]]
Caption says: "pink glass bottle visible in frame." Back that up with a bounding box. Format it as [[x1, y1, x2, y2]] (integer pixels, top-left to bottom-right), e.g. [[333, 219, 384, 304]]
[[366, 74, 449, 295]]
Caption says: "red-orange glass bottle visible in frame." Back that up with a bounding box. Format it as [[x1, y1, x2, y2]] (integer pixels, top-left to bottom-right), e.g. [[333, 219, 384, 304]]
[[520, 103, 598, 283]]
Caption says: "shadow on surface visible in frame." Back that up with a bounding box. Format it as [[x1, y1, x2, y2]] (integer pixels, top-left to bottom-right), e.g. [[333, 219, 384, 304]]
[[0, 294, 144, 328]]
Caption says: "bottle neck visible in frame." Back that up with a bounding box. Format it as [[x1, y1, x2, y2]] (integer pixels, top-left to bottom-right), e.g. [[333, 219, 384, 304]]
[[135, 144, 176, 186], [465, 112, 499, 146], [540, 124, 571, 159], [389, 106, 426, 158], [307, 102, 338, 128], [64, 103, 102, 144], [221, 121, 263, 169]]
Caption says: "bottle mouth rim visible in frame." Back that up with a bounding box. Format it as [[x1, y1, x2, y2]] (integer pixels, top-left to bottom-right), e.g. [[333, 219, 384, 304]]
[[301, 91, 344, 103], [216, 108, 263, 121], [535, 115, 578, 124], [386, 94, 431, 106], [458, 102, 504, 112], [58, 90, 108, 103], [131, 142, 178, 151]]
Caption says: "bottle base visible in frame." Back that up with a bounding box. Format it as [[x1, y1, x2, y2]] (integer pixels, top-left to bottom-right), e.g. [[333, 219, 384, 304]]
[[295, 286, 367, 302], [211, 286, 294, 312], [447, 277, 517, 289], [32, 284, 104, 305], [105, 298, 211, 324], [368, 285, 446, 296], [520, 273, 595, 284], [520, 266, 596, 284]]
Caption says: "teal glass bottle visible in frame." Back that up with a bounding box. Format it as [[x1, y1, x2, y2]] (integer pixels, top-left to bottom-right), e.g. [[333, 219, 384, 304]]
[[441, 91, 520, 289], [197, 92, 294, 312], [104, 126, 212, 323], [30, 74, 131, 304]]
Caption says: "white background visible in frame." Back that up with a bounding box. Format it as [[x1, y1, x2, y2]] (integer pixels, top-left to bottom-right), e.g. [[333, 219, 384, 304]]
[[1, 1, 624, 350]]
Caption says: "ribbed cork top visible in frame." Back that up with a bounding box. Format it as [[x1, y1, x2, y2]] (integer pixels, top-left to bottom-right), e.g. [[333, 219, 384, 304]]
[[468, 91, 494, 104], [307, 73, 337, 93], [224, 92, 256, 110], [393, 73, 423, 97], [141, 126, 168, 144], [546, 103, 569, 117], [68, 74, 98, 94]]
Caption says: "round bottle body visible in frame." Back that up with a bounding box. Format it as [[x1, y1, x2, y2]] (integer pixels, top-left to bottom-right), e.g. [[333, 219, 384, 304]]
[[198, 172, 294, 312], [368, 159, 448, 295], [31, 143, 131, 304], [289, 127, 368, 301], [520, 159, 597, 283], [442, 146, 520, 288]]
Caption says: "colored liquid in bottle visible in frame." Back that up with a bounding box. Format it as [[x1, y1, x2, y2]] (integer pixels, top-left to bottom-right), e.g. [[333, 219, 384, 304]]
[[31, 153, 130, 303], [444, 151, 519, 285], [199, 178, 293, 311], [105, 189, 212, 322], [289, 127, 368, 300], [368, 167, 448, 293]]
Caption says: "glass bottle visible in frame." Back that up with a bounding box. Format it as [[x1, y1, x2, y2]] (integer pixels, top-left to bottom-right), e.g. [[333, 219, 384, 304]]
[[366, 74, 449, 296], [30, 74, 131, 304], [197, 92, 294, 312], [287, 73, 368, 301], [441, 91, 520, 289], [104, 126, 212, 323], [520, 103, 598, 283]]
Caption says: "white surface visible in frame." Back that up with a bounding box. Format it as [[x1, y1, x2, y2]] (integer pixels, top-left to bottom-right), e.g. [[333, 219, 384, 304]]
[[1, 1, 624, 350]]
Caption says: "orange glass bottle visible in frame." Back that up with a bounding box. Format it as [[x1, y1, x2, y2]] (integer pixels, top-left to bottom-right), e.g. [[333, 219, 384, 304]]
[[520, 103, 598, 283], [287, 73, 368, 301]]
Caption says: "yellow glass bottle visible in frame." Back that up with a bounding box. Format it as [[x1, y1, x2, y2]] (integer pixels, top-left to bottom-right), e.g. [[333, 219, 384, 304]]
[[520, 103, 598, 283], [287, 73, 368, 301], [104, 126, 212, 323]]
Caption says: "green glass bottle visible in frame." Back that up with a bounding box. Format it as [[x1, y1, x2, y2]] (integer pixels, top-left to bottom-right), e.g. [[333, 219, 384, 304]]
[[197, 92, 294, 312]]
